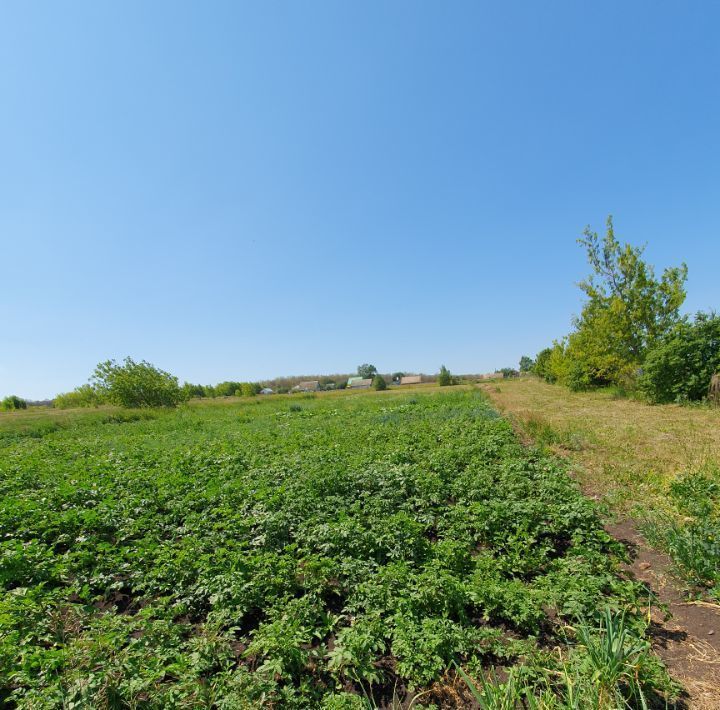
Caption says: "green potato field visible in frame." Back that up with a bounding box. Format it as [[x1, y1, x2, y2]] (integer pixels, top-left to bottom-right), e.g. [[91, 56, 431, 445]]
[[0, 390, 677, 708]]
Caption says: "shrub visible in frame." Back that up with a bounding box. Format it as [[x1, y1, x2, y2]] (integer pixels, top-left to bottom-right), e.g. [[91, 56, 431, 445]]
[[91, 358, 187, 408], [372, 375, 387, 391], [240, 382, 261, 397], [1, 395, 27, 411], [54, 385, 104, 409], [639, 312, 720, 403], [438, 365, 454, 386]]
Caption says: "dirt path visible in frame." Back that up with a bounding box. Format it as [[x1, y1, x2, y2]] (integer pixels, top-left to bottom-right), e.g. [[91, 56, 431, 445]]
[[606, 518, 720, 708], [479, 381, 720, 707]]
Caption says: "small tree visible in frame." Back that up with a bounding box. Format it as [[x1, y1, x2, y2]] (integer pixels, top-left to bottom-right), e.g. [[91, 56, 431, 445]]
[[239, 382, 261, 397], [372, 375, 387, 391], [519, 356, 534, 373], [54, 384, 104, 409], [500, 368, 519, 379], [357, 363, 378, 379], [438, 365, 453, 386], [392, 372, 405, 384], [92, 358, 187, 408], [1, 395, 27, 411]]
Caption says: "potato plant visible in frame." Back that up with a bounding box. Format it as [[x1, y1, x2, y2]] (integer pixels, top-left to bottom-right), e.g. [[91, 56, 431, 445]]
[[0, 390, 676, 707]]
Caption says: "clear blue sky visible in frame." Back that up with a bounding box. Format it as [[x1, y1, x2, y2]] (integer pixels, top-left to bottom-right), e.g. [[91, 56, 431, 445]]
[[2, 1, 719, 399]]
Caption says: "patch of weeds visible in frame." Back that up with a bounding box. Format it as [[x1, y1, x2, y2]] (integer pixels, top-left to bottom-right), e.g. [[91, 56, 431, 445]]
[[523, 415, 588, 452], [641, 469, 720, 596]]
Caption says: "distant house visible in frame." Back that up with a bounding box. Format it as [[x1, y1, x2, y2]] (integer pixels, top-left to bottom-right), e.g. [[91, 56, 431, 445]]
[[347, 377, 373, 389], [259, 388, 274, 395], [291, 380, 320, 392], [400, 375, 423, 385]]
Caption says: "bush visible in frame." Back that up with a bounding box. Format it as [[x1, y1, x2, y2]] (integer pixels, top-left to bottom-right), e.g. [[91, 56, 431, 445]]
[[1, 395, 27, 411], [372, 375, 387, 391], [639, 312, 720, 403], [437, 365, 454, 386], [54, 385, 104, 409], [91, 358, 187, 408], [240, 382, 261, 397]]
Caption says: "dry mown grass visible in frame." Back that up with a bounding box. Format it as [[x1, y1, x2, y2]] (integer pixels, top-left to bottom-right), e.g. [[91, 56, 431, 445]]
[[480, 377, 720, 514]]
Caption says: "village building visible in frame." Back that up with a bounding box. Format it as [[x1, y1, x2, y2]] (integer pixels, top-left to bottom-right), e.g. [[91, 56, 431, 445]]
[[347, 377, 373, 389], [400, 375, 423, 385], [291, 380, 320, 392]]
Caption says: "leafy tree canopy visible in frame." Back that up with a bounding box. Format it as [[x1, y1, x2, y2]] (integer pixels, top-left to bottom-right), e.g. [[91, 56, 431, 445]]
[[1, 395, 27, 411], [92, 357, 187, 408], [640, 311, 720, 403], [572, 216, 687, 385], [357, 363, 378, 379], [438, 365, 454, 386], [519, 356, 534, 373]]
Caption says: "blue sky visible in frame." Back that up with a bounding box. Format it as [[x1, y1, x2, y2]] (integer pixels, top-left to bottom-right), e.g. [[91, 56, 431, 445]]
[[2, 1, 719, 399]]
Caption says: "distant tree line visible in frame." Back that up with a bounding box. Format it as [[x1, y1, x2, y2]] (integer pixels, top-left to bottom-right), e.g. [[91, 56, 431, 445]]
[[525, 216, 719, 404], [49, 360, 467, 410]]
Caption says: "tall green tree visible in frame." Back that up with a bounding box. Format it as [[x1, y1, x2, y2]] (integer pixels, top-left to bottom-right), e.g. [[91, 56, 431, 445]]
[[357, 363, 377, 379], [519, 356, 534, 373], [569, 216, 687, 387], [437, 365, 453, 386]]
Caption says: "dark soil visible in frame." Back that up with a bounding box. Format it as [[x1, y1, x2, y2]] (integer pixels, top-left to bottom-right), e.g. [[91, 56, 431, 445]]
[[606, 518, 720, 708]]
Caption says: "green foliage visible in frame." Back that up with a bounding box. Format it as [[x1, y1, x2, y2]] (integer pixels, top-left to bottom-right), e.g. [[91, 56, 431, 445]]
[[372, 375, 387, 391], [437, 365, 454, 386], [181, 382, 207, 399], [391, 372, 405, 384], [639, 311, 720, 403], [214, 380, 243, 397], [0, 390, 674, 706], [54, 384, 104, 409], [0, 395, 27, 411], [642, 469, 720, 595], [357, 363, 378, 379], [519, 356, 534, 373], [533, 347, 554, 382], [537, 217, 687, 392], [239, 382, 261, 397], [500, 368, 519, 379], [91, 357, 187, 408]]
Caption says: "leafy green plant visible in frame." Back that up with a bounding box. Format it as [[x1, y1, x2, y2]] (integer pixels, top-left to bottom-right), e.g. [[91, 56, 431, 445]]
[[0, 395, 27, 411], [372, 375, 387, 391], [0, 388, 676, 706]]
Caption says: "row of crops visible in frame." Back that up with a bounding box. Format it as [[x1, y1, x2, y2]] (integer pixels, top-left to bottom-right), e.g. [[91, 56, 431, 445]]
[[0, 390, 678, 707]]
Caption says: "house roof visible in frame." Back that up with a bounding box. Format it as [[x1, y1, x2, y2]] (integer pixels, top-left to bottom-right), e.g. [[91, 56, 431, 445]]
[[347, 377, 373, 388], [295, 380, 319, 390]]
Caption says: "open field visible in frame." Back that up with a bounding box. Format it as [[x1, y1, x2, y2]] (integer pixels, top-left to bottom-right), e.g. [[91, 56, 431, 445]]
[[479, 377, 720, 515], [0, 388, 679, 708]]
